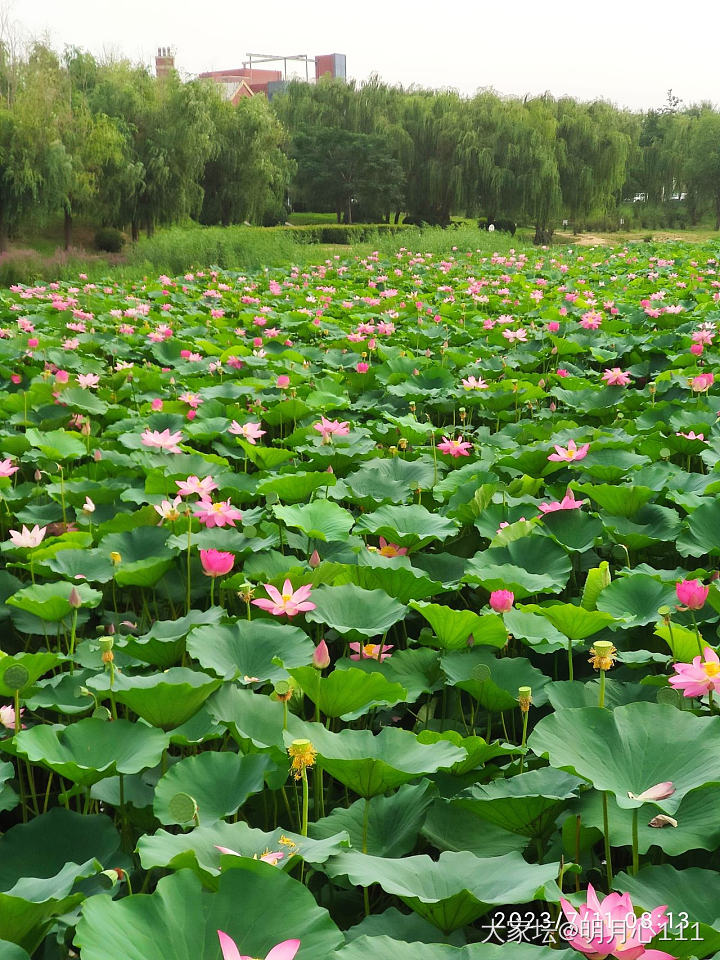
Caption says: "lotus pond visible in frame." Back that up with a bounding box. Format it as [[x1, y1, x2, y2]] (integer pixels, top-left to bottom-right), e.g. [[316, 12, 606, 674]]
[[2, 242, 720, 960]]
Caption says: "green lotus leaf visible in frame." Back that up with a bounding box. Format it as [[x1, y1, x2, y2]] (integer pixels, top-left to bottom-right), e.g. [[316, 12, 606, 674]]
[[305, 584, 407, 639], [503, 608, 568, 653], [273, 500, 355, 542], [86, 668, 222, 730], [100, 527, 177, 587], [288, 665, 407, 719], [570, 483, 655, 518], [354, 504, 458, 546], [338, 937, 573, 959], [441, 649, 550, 712], [25, 428, 86, 461], [676, 500, 720, 557], [336, 558, 443, 604], [463, 536, 571, 599], [311, 781, 435, 857], [11, 718, 169, 787], [187, 619, 313, 684], [521, 602, 616, 641], [324, 850, 560, 932], [529, 702, 720, 813], [293, 724, 467, 798], [416, 730, 518, 775], [454, 768, 584, 836], [421, 801, 526, 858], [614, 866, 720, 958], [540, 509, 604, 553], [0, 652, 62, 696], [654, 622, 706, 662], [0, 941, 31, 960], [74, 864, 344, 960], [6, 582, 102, 622], [546, 679, 657, 710], [577, 786, 720, 856], [256, 470, 337, 503], [138, 821, 349, 881], [595, 574, 677, 627], [154, 752, 273, 824], [119, 608, 224, 668], [410, 602, 507, 650], [336, 648, 442, 701], [0, 761, 18, 813]]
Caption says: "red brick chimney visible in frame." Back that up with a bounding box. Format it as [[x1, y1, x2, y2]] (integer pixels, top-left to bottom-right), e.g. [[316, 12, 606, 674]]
[[155, 47, 175, 79]]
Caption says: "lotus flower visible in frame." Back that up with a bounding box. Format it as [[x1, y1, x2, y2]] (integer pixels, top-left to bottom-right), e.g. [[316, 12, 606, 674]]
[[199, 549, 235, 577], [140, 428, 183, 452], [228, 420, 266, 444], [175, 475, 218, 498], [252, 579, 315, 617], [690, 372, 714, 392], [675, 578, 709, 610], [627, 781, 675, 803], [8, 524, 47, 548], [194, 498, 243, 528], [349, 641, 393, 661], [0, 458, 19, 477], [560, 884, 672, 960], [0, 704, 24, 731], [437, 435, 473, 457], [602, 368, 631, 387], [489, 589, 514, 613], [538, 491, 586, 514], [313, 415, 350, 439], [217, 931, 300, 960], [669, 647, 720, 698], [375, 537, 407, 558], [548, 440, 590, 462]]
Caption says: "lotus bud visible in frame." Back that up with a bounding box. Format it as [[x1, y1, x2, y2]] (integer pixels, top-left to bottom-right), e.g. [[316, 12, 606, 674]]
[[312, 639, 331, 669], [68, 587, 82, 608], [628, 781, 675, 803], [34, 469, 42, 482], [93, 449, 102, 461], [489, 589, 514, 613], [518, 686, 532, 713], [309, 549, 321, 568]]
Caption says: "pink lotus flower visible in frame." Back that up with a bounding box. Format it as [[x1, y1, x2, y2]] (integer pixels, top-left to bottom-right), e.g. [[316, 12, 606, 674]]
[[669, 647, 720, 698], [200, 549, 235, 577], [438, 435, 473, 458], [76, 373, 100, 389], [676, 431, 704, 441], [461, 376, 488, 390], [690, 372, 714, 392], [276, 375, 290, 389], [349, 641, 394, 661], [154, 496, 183, 524], [539, 491, 586, 514], [217, 931, 300, 960], [675, 579, 709, 610], [194, 499, 243, 528], [175, 475, 218, 498], [356, 361, 369, 373], [489, 589, 514, 613], [141, 428, 183, 453], [556, 368, 569, 377], [151, 398, 163, 411], [547, 321, 560, 332], [229, 420, 266, 444], [560, 884, 671, 960], [0, 459, 19, 477], [8, 524, 47, 548], [373, 537, 407, 558], [548, 440, 590, 463], [252, 579, 315, 617], [0, 704, 24, 731], [627, 781, 675, 803], [602, 368, 632, 387], [313, 416, 350, 439]]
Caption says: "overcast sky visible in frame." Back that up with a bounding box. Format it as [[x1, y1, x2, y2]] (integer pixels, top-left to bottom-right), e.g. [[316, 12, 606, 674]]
[[9, 0, 719, 111]]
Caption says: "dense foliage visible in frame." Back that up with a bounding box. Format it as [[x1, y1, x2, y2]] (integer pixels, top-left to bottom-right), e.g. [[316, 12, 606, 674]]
[[2, 239, 720, 958], [3, 32, 720, 245]]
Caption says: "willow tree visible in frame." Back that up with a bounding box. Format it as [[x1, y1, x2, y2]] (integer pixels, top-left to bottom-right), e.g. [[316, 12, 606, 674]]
[[685, 109, 720, 229]]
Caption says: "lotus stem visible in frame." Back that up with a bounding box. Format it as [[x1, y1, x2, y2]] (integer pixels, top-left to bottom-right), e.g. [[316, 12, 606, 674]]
[[598, 668, 606, 708], [567, 637, 574, 681], [186, 513, 192, 615], [631, 807, 639, 875], [602, 791, 613, 890], [210, 577, 215, 609], [362, 797, 371, 916], [690, 611, 704, 657]]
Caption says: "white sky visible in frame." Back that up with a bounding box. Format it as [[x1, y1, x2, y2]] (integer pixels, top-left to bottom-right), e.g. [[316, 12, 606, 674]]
[[10, 0, 719, 111]]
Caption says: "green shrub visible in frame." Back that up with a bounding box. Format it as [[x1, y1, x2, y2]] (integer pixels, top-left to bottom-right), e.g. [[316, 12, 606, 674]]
[[94, 227, 125, 253]]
